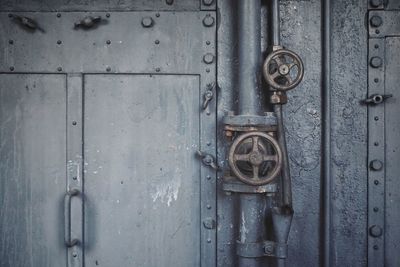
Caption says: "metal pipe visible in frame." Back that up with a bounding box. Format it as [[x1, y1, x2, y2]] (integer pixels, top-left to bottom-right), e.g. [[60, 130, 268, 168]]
[[236, 1, 264, 266], [271, 0, 280, 45], [237, 0, 262, 115], [321, 0, 332, 265], [273, 105, 292, 209]]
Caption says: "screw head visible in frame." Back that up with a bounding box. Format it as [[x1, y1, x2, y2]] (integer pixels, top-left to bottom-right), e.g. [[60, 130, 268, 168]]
[[370, 16, 383, 28], [203, 15, 215, 27], [370, 160, 383, 171], [370, 57, 383, 68], [141, 17, 154, 28], [369, 225, 383, 237]]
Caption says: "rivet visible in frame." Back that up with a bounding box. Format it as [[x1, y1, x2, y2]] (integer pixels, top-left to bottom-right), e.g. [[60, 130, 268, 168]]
[[206, 68, 210, 73], [106, 13, 110, 18], [206, 175, 211, 180], [374, 116, 379, 121], [73, 176, 77, 180], [373, 207, 379, 212], [155, 39, 160, 44], [8, 39, 13, 44], [370, 57, 382, 68], [203, 0, 214, 6], [72, 121, 77, 125], [155, 13, 160, 18], [207, 142, 211, 146], [264, 245, 273, 254], [141, 17, 154, 28], [374, 44, 379, 49], [156, 67, 161, 72], [206, 41, 211, 45], [57, 67, 62, 72], [370, 16, 383, 28], [370, 0, 382, 7], [166, 0, 174, 5], [57, 40, 62, 45], [370, 159, 383, 171], [206, 204, 211, 209], [375, 29, 380, 34], [374, 180, 379, 185], [374, 78, 379, 83], [8, 13, 12, 18], [202, 15, 215, 27], [73, 253, 77, 258], [9, 66, 14, 71], [56, 13, 61, 18], [106, 40, 111, 45], [373, 245, 379, 250], [207, 238, 211, 243], [106, 66, 111, 72], [203, 53, 215, 64], [374, 142, 379, 146]]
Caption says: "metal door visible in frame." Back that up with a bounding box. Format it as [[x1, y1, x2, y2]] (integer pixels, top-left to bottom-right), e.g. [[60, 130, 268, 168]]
[[0, 5, 216, 267]]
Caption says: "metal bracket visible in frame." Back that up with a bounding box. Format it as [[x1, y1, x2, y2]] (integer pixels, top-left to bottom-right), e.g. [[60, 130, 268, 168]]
[[196, 150, 219, 170], [236, 240, 288, 259]]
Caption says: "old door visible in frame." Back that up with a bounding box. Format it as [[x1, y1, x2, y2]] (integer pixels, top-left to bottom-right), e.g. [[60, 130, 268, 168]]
[[0, 4, 216, 267]]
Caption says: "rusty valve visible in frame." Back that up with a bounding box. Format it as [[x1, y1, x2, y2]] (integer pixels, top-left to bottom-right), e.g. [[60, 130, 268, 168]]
[[263, 49, 304, 91], [228, 132, 282, 186]]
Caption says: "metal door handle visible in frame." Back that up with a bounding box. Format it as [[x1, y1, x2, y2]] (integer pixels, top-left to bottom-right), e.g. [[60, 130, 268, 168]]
[[74, 16, 102, 29], [64, 188, 80, 247]]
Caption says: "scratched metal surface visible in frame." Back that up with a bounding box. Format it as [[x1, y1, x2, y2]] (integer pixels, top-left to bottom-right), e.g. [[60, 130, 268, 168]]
[[0, 74, 67, 267]]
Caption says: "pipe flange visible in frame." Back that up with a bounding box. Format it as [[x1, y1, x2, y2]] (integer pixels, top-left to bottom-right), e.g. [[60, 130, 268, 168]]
[[228, 132, 282, 186], [263, 49, 304, 91]]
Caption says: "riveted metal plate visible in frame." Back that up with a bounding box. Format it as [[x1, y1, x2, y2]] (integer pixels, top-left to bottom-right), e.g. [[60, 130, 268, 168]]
[[369, 11, 400, 37], [367, 37, 385, 267], [0, 0, 199, 11], [0, 11, 215, 74]]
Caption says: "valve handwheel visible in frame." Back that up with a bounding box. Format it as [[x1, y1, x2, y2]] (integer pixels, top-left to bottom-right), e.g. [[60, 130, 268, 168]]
[[263, 49, 304, 91], [228, 132, 282, 186]]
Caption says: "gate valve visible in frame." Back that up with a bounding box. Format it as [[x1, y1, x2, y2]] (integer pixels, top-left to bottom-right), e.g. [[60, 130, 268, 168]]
[[228, 132, 282, 186], [363, 94, 393, 105], [74, 16, 103, 29], [9, 14, 45, 32], [263, 49, 304, 91]]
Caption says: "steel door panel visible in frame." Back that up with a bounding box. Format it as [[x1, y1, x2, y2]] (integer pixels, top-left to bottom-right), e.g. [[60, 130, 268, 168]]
[[0, 11, 214, 74], [0, 74, 67, 267], [384, 37, 400, 267], [83, 74, 201, 267]]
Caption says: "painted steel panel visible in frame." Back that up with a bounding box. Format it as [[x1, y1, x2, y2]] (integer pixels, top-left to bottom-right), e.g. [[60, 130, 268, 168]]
[[83, 74, 202, 267], [384, 37, 400, 267], [0, 0, 200, 11], [0, 74, 67, 267], [0, 11, 215, 74]]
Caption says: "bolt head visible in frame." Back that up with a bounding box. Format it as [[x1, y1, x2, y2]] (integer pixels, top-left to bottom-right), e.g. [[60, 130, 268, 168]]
[[203, 53, 214, 64], [203, 0, 214, 6], [369, 225, 383, 237], [202, 15, 215, 27], [370, 56, 383, 68], [370, 159, 383, 171], [370, 16, 383, 28], [141, 17, 154, 28]]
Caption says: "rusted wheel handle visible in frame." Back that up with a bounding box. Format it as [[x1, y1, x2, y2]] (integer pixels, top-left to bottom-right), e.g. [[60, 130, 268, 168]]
[[263, 49, 304, 91], [228, 132, 282, 186]]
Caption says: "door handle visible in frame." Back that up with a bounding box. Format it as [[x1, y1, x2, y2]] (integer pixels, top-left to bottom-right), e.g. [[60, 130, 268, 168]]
[[64, 188, 80, 247], [74, 16, 103, 29]]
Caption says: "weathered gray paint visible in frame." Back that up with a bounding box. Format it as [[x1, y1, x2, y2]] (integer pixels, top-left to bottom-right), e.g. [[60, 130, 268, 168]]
[[0, 1, 399, 266], [0, 74, 67, 267]]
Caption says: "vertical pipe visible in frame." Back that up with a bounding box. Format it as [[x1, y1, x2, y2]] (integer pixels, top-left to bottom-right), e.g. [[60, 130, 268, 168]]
[[271, 0, 280, 45], [237, 0, 262, 115], [236, 1, 264, 267], [321, 0, 332, 266]]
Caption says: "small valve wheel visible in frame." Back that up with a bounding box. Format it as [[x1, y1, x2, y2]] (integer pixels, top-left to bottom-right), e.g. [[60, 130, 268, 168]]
[[228, 132, 282, 186], [263, 49, 304, 91]]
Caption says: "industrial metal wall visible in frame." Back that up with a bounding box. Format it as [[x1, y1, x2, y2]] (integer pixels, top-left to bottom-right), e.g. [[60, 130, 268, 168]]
[[0, 0, 399, 266]]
